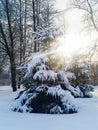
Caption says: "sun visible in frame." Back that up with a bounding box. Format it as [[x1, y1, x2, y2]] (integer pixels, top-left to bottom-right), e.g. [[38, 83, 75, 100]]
[[56, 34, 90, 58]]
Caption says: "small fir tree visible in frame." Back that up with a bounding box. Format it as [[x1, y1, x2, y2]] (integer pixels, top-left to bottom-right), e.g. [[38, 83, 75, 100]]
[[12, 52, 78, 114]]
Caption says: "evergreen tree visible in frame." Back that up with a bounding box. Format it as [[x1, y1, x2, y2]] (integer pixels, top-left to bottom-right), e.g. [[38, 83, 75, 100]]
[[12, 52, 78, 114]]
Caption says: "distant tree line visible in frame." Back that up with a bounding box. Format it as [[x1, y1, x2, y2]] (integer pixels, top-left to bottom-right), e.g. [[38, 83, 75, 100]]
[[0, 0, 62, 91]]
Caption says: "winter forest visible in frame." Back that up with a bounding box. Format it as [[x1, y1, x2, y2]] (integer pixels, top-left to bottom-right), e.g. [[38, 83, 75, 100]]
[[0, 0, 98, 130]]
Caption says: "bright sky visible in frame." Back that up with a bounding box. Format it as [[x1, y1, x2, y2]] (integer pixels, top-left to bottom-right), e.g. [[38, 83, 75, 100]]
[[56, 0, 97, 57]]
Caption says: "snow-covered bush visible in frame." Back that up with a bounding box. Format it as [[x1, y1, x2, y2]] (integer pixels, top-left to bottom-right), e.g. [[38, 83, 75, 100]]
[[75, 84, 94, 98], [12, 52, 78, 114], [12, 52, 95, 114], [65, 62, 92, 86], [65, 62, 94, 98], [12, 85, 77, 114]]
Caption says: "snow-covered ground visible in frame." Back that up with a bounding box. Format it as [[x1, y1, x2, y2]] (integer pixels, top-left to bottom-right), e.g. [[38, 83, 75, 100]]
[[0, 86, 98, 130]]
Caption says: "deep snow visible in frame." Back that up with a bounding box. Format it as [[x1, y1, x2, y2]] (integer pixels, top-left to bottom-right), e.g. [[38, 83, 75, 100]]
[[0, 86, 98, 130]]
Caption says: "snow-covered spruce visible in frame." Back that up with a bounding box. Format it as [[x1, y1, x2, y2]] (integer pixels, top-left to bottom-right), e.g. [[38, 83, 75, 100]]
[[11, 85, 77, 114], [65, 62, 94, 98], [65, 62, 92, 86], [12, 52, 93, 114], [75, 84, 94, 98], [12, 52, 78, 114], [63, 83, 94, 98]]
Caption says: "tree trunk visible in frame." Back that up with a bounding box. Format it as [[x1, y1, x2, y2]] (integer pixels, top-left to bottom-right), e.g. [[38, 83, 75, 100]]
[[18, 0, 24, 89], [23, 0, 27, 60], [10, 56, 17, 92], [32, 0, 37, 52]]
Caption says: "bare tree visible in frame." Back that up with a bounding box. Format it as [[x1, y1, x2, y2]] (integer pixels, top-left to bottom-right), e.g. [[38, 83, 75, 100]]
[[0, 0, 64, 90], [23, 0, 27, 57], [30, 0, 62, 51], [70, 0, 98, 63], [0, 0, 19, 91], [72, 0, 98, 32]]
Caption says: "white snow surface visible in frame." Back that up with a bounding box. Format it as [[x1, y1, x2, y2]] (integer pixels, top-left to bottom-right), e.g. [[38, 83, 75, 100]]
[[0, 85, 98, 130]]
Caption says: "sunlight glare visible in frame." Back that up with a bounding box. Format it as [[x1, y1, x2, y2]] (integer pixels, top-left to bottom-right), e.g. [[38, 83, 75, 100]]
[[56, 34, 90, 58]]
